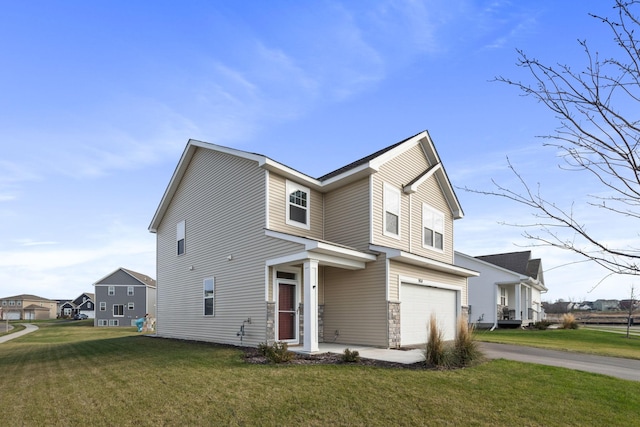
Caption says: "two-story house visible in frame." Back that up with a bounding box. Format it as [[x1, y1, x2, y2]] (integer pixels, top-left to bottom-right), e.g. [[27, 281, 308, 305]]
[[149, 131, 478, 351], [0, 294, 57, 320], [93, 268, 157, 327]]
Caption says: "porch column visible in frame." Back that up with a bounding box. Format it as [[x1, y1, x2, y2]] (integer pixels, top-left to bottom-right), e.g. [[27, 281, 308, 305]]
[[303, 259, 319, 353], [515, 284, 522, 320]]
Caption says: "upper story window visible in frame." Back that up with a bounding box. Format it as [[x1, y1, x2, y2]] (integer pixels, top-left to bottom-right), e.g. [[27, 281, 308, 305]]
[[127, 286, 134, 296], [100, 302, 106, 311], [177, 220, 186, 255], [285, 180, 310, 229], [204, 277, 215, 316], [108, 286, 115, 296], [383, 183, 401, 238], [423, 205, 444, 251]]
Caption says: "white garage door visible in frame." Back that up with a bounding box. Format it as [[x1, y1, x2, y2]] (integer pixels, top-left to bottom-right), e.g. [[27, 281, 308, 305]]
[[401, 283, 457, 346]]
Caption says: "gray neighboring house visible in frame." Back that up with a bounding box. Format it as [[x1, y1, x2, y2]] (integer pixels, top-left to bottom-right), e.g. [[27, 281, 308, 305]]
[[94, 268, 156, 327]]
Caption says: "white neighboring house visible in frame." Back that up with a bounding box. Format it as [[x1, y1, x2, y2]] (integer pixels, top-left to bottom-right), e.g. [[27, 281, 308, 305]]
[[455, 251, 548, 329]]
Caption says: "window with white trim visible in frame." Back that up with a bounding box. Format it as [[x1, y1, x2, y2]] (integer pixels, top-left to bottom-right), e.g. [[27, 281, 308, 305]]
[[100, 302, 106, 311], [500, 287, 507, 306], [113, 304, 124, 317], [285, 180, 310, 229], [108, 286, 115, 296], [87, 302, 92, 309], [127, 286, 134, 296], [128, 302, 135, 310], [109, 319, 119, 326], [204, 277, 214, 316], [423, 205, 444, 250], [177, 220, 186, 255], [98, 319, 108, 326], [383, 183, 401, 238]]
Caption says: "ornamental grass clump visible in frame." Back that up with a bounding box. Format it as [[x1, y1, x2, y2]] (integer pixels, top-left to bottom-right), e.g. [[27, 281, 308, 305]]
[[425, 314, 448, 367], [453, 317, 481, 367], [560, 313, 579, 329]]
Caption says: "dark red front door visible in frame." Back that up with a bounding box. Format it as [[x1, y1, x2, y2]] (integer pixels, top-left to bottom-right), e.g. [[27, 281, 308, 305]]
[[278, 283, 296, 340]]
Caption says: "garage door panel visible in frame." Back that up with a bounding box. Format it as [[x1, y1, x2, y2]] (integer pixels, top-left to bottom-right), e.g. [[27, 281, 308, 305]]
[[401, 283, 457, 346]]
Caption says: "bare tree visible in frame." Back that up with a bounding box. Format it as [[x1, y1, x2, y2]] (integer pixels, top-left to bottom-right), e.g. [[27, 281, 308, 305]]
[[469, 1, 640, 280], [625, 285, 637, 338]]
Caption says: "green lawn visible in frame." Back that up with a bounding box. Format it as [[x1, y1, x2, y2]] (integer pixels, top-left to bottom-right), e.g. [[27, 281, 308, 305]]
[[474, 327, 640, 359], [1, 322, 639, 426]]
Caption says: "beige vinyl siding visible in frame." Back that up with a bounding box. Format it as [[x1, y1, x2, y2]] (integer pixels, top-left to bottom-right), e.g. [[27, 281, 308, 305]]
[[388, 260, 468, 306], [324, 177, 370, 250], [372, 143, 455, 264], [408, 176, 454, 263], [372, 144, 430, 251], [267, 173, 324, 239], [322, 257, 387, 347], [155, 148, 303, 347]]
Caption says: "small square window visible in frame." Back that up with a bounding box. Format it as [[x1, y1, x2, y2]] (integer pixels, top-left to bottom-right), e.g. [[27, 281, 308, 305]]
[[128, 302, 135, 310]]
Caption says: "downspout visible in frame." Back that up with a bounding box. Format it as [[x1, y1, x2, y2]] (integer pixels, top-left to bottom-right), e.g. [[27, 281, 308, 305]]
[[491, 283, 498, 331]]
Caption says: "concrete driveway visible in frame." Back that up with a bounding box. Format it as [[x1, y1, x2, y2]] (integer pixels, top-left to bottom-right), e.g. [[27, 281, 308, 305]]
[[0, 323, 39, 344], [479, 342, 640, 382]]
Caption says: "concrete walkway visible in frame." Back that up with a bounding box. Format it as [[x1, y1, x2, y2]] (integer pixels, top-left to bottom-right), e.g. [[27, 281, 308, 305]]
[[308, 343, 425, 364], [0, 323, 39, 343], [479, 342, 640, 382]]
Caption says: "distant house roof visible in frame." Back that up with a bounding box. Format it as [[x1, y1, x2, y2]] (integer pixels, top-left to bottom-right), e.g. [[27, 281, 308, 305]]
[[476, 250, 546, 291], [1, 294, 55, 302], [122, 268, 156, 287], [94, 267, 156, 288]]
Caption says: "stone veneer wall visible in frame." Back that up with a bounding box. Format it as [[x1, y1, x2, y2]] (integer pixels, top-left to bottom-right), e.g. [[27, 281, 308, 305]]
[[388, 301, 401, 348], [266, 302, 275, 344]]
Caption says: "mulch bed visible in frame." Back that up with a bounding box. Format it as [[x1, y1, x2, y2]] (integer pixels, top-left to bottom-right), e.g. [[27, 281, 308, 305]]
[[242, 347, 427, 369]]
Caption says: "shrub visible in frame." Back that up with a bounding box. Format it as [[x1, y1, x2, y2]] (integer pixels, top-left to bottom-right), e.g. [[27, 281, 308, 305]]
[[531, 320, 552, 330], [452, 318, 481, 367], [560, 313, 579, 329], [257, 341, 294, 363], [341, 348, 361, 363], [425, 314, 448, 367]]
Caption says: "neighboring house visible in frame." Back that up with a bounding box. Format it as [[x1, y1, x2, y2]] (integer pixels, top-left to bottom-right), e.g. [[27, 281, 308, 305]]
[[593, 299, 620, 311], [0, 294, 57, 320], [93, 268, 157, 327], [455, 251, 548, 329], [72, 292, 95, 319], [149, 131, 478, 351], [56, 299, 73, 318]]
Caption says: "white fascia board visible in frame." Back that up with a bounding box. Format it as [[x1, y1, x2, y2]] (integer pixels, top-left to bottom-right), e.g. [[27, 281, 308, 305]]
[[265, 251, 367, 270], [260, 158, 323, 190], [372, 245, 479, 277], [403, 164, 442, 194], [265, 230, 376, 264], [369, 132, 427, 170]]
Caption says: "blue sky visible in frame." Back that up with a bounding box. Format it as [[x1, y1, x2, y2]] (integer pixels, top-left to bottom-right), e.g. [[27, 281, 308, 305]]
[[1, 0, 633, 302]]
